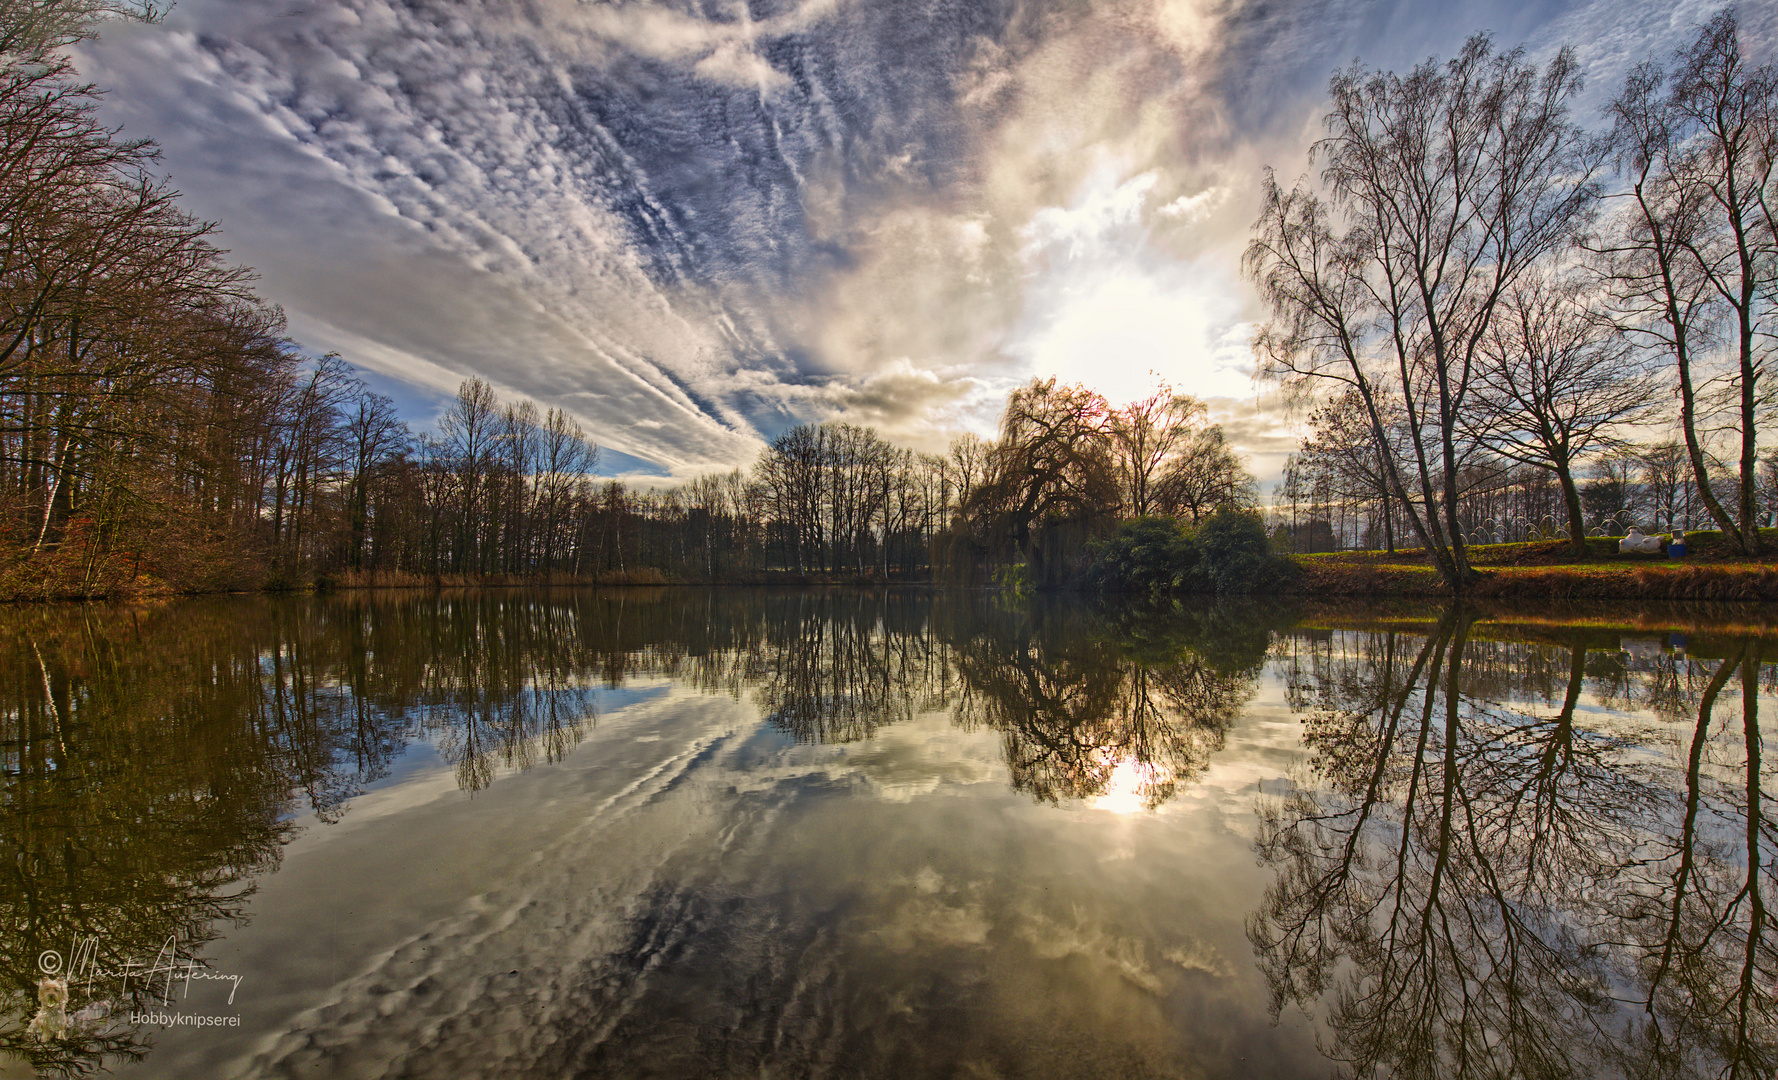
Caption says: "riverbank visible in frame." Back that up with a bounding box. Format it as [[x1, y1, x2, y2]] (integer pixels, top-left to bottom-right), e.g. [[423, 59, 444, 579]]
[[1287, 596, 1778, 649], [0, 565, 932, 602], [1290, 530, 1778, 601]]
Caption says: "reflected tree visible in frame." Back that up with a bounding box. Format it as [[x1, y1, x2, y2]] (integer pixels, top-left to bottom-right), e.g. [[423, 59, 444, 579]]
[[753, 592, 950, 745], [945, 600, 1270, 808], [1255, 613, 1778, 1078], [1615, 639, 1777, 1079], [0, 607, 301, 1073], [0, 593, 616, 1072]]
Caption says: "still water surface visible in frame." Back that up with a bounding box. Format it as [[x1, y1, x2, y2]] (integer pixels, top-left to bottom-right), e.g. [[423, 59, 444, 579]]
[[1, 589, 1773, 1078]]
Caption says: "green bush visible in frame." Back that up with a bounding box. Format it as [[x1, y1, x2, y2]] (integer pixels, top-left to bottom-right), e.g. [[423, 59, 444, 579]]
[[992, 561, 1033, 597], [1083, 511, 1291, 596], [1196, 509, 1291, 594], [1083, 517, 1200, 594]]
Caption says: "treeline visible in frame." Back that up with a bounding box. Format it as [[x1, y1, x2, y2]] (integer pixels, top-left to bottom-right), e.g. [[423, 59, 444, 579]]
[[1250, 10, 1778, 590], [738, 379, 1254, 588], [1280, 396, 1778, 555], [325, 373, 1254, 591]]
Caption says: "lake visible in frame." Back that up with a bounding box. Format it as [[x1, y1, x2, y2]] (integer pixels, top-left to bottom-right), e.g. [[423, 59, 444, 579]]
[[2, 589, 1772, 1078]]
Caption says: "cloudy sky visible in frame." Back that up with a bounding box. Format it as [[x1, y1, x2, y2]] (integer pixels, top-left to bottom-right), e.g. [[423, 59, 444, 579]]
[[72, 0, 1773, 483]]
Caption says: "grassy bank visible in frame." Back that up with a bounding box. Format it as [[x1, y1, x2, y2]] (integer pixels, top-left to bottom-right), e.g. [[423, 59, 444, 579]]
[[1291, 530, 1778, 601]]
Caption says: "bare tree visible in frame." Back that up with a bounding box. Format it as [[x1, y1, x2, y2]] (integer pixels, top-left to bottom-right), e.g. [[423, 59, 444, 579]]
[[1295, 388, 1410, 551], [1466, 276, 1661, 551], [533, 407, 597, 572], [0, 0, 164, 59], [342, 390, 407, 570], [436, 377, 500, 573], [1600, 9, 1776, 554], [1154, 425, 1255, 523], [965, 379, 1119, 587], [941, 432, 989, 522], [755, 424, 826, 572], [1248, 34, 1602, 592], [267, 354, 355, 569], [1107, 386, 1205, 517]]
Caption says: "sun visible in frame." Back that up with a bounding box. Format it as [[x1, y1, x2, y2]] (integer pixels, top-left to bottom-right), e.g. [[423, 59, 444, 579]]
[[1090, 758, 1152, 815]]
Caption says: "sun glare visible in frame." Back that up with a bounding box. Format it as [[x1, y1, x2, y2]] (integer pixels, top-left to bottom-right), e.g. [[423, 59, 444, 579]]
[[1012, 168, 1253, 406], [1091, 758, 1151, 815]]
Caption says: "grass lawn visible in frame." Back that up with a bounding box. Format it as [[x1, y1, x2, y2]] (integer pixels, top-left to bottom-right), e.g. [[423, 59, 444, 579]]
[[1289, 530, 1778, 600]]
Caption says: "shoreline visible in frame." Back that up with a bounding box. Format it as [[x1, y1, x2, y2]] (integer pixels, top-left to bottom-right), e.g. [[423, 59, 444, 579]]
[[17, 534, 1778, 604], [2, 569, 938, 603], [1287, 534, 1778, 602]]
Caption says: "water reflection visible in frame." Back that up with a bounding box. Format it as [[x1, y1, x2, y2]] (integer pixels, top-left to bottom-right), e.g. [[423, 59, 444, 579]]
[[0, 597, 611, 1073], [0, 590, 1274, 1075], [3, 591, 1775, 1078], [0, 608, 290, 1074], [1256, 611, 1778, 1079], [948, 602, 1269, 809], [751, 592, 952, 743]]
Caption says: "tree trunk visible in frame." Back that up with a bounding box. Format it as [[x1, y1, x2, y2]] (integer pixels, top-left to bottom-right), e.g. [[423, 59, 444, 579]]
[[1556, 460, 1588, 555]]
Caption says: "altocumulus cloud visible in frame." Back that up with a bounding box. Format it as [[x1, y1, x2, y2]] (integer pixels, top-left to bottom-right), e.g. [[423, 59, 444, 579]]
[[73, 0, 1773, 481]]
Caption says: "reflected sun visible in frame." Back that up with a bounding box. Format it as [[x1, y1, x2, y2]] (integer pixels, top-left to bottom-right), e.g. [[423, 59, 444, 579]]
[[1091, 759, 1151, 815]]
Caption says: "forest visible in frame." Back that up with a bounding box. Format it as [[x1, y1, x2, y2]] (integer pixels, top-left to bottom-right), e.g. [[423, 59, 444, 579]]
[[0, 2, 1773, 597]]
